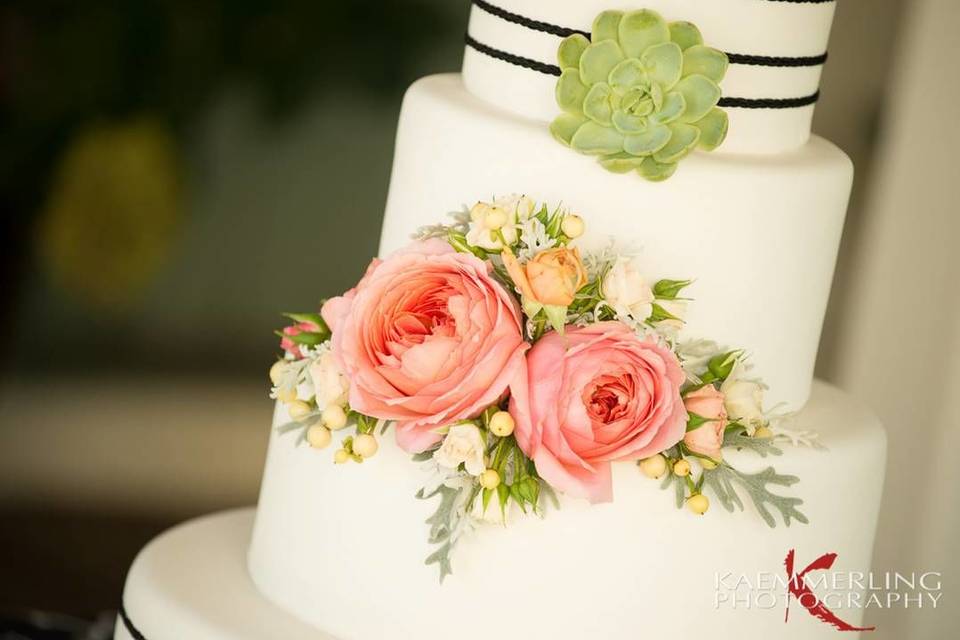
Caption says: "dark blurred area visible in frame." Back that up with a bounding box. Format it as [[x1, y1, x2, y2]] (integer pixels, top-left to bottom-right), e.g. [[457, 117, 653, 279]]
[[0, 0, 930, 636]]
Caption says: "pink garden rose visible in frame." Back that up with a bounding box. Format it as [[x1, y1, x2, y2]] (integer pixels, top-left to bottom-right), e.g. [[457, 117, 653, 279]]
[[280, 321, 321, 359], [321, 239, 529, 452], [509, 322, 687, 503], [682, 385, 728, 461]]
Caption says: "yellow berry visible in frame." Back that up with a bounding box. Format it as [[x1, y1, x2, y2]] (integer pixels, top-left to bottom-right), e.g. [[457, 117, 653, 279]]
[[560, 214, 585, 239], [322, 404, 348, 430], [276, 386, 297, 403], [673, 459, 691, 477], [306, 425, 331, 449], [488, 411, 515, 437], [269, 360, 286, 385], [287, 400, 312, 421], [639, 454, 667, 479], [687, 493, 710, 515], [333, 449, 350, 464], [754, 425, 773, 439], [353, 433, 379, 459], [479, 469, 501, 489]]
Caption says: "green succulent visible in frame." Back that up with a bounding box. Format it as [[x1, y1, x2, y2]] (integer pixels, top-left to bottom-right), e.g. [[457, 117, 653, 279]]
[[550, 9, 729, 181]]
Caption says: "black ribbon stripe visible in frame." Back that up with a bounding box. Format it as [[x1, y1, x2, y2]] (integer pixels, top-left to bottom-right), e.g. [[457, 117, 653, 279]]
[[119, 604, 148, 640], [471, 0, 829, 68], [464, 36, 820, 109]]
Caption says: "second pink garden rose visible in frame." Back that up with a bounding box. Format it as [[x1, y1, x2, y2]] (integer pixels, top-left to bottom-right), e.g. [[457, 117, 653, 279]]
[[321, 239, 529, 452], [509, 322, 688, 503]]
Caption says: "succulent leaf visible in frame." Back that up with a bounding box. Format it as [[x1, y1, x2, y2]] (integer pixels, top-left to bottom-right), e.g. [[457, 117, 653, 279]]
[[650, 91, 686, 124], [550, 113, 588, 146], [641, 42, 683, 90], [580, 40, 625, 85], [608, 58, 648, 89], [558, 34, 591, 70], [592, 10, 624, 43], [675, 74, 722, 123], [654, 122, 700, 163], [668, 21, 704, 51], [694, 108, 729, 150], [623, 122, 671, 156], [618, 10, 670, 59], [638, 156, 678, 181], [570, 121, 625, 155], [599, 153, 648, 173], [681, 45, 729, 84], [583, 83, 614, 125], [611, 109, 649, 134], [556, 69, 588, 114]]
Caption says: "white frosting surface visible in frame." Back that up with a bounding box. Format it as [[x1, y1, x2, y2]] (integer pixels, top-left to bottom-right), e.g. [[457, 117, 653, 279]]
[[379, 74, 853, 412], [463, 0, 837, 153], [247, 381, 885, 640]]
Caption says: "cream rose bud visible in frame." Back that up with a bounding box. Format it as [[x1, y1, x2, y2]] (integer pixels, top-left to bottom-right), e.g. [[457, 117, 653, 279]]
[[433, 423, 486, 476], [308, 352, 349, 411], [720, 374, 765, 427], [602, 258, 655, 319]]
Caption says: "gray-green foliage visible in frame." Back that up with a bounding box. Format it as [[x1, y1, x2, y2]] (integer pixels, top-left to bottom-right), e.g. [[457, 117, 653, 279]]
[[551, 10, 729, 181]]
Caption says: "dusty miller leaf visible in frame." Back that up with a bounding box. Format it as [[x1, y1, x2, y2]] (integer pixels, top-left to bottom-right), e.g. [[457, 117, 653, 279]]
[[415, 483, 473, 583], [703, 464, 807, 528], [723, 432, 784, 458], [660, 469, 686, 509]]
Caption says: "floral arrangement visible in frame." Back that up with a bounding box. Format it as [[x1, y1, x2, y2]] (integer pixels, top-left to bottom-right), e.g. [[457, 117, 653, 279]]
[[269, 195, 810, 581], [550, 9, 729, 181]]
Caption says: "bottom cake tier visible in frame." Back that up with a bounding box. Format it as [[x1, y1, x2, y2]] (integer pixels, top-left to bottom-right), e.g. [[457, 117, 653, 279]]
[[245, 380, 886, 640]]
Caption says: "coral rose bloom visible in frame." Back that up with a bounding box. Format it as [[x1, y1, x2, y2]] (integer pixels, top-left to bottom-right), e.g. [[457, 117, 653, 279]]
[[509, 322, 687, 502], [321, 239, 529, 452]]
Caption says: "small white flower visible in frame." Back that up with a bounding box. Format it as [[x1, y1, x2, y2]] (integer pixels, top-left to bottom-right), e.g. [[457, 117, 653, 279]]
[[308, 350, 349, 411], [602, 257, 655, 321], [433, 422, 486, 476], [517, 217, 556, 261], [720, 362, 766, 431], [465, 194, 535, 251]]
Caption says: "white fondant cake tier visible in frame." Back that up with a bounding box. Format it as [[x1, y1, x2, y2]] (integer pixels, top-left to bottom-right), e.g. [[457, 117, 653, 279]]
[[115, 510, 331, 640], [248, 381, 886, 640], [463, 0, 837, 153], [379, 74, 853, 413]]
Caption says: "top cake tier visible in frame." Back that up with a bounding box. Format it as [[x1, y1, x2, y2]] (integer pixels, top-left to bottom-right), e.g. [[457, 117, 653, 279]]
[[463, 0, 837, 154]]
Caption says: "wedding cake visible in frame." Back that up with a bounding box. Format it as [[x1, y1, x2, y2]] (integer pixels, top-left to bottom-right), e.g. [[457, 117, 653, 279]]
[[116, 2, 886, 639]]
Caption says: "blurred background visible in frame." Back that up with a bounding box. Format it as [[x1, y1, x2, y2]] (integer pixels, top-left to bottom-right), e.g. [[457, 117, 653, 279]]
[[0, 0, 957, 638]]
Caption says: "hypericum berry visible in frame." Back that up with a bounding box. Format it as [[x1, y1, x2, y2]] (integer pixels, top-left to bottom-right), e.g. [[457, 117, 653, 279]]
[[639, 454, 667, 479], [687, 493, 710, 515], [488, 411, 516, 437], [287, 400, 312, 421], [306, 425, 332, 449], [353, 433, 379, 459], [672, 459, 691, 477], [560, 214, 585, 239], [479, 469, 501, 490], [322, 405, 348, 430]]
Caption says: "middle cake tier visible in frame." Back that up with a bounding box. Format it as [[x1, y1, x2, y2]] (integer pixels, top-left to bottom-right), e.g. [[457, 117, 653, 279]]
[[379, 73, 852, 412]]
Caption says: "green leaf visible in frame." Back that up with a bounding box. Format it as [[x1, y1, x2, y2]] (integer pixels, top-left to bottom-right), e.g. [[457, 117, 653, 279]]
[[637, 157, 678, 182], [675, 74, 722, 123], [509, 483, 527, 513], [599, 153, 647, 173], [681, 45, 729, 84], [653, 278, 692, 299], [641, 42, 682, 89], [570, 121, 625, 155], [649, 301, 681, 322], [496, 482, 510, 520], [608, 58, 648, 89], [550, 113, 588, 146], [287, 331, 327, 346], [283, 312, 326, 329], [558, 33, 590, 70], [707, 350, 741, 380], [611, 109, 648, 134], [582, 83, 614, 125], [447, 230, 487, 259], [592, 10, 624, 43], [623, 122, 670, 156], [482, 486, 494, 514], [653, 122, 700, 163], [685, 411, 711, 432], [694, 108, 729, 150], [669, 21, 703, 50], [556, 69, 588, 114], [618, 9, 670, 59], [649, 91, 686, 124], [579, 40, 625, 86], [543, 305, 568, 334]]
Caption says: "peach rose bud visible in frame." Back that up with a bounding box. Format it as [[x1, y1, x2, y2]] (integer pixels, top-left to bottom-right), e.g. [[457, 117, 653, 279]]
[[682, 385, 728, 461]]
